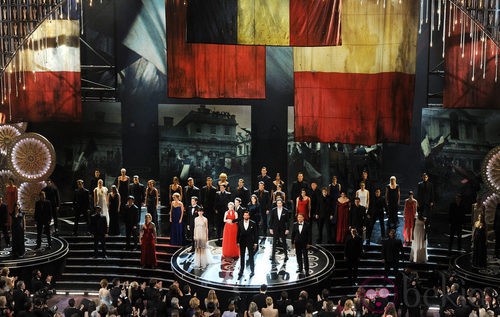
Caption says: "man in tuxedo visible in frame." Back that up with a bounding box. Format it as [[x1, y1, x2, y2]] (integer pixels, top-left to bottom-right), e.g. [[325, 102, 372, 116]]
[[42, 179, 60, 234], [254, 181, 271, 235], [448, 194, 466, 252], [382, 229, 403, 278], [123, 196, 140, 250], [234, 197, 246, 215], [73, 179, 90, 236], [215, 184, 232, 241], [184, 177, 200, 207], [34, 191, 52, 249], [292, 214, 311, 276], [269, 198, 290, 262], [235, 178, 251, 207], [186, 196, 201, 251], [237, 210, 259, 279], [344, 228, 363, 284], [201, 177, 217, 232], [129, 176, 146, 208]]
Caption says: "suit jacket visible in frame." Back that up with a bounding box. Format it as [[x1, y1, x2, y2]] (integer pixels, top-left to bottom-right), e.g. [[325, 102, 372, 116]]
[[237, 219, 258, 246], [252, 293, 268, 311], [123, 203, 140, 226], [382, 237, 403, 262], [200, 185, 217, 211], [34, 199, 52, 223], [256, 174, 272, 191], [254, 189, 271, 212], [417, 180, 434, 206], [73, 187, 90, 211], [184, 185, 200, 206], [344, 233, 363, 260], [290, 181, 309, 202], [349, 205, 366, 230], [291, 221, 311, 247], [186, 204, 201, 228], [449, 202, 466, 225], [269, 206, 289, 235], [129, 183, 146, 205], [90, 213, 108, 236], [317, 194, 332, 219], [215, 190, 232, 214]]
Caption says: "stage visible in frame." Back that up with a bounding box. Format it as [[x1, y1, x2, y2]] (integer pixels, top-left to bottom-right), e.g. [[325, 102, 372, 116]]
[[452, 252, 500, 287], [0, 232, 69, 282], [171, 237, 334, 293]]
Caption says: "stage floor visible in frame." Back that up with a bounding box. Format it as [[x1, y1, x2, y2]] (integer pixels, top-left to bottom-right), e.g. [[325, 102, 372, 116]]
[[453, 252, 500, 287], [171, 237, 334, 293]]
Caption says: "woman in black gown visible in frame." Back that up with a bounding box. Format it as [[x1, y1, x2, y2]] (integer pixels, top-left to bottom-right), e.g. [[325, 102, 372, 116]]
[[472, 213, 487, 267], [11, 203, 25, 257], [385, 176, 400, 232], [108, 185, 121, 235]]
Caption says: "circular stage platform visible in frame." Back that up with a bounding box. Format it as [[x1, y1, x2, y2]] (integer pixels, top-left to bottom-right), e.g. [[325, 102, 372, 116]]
[[0, 232, 69, 281], [172, 237, 334, 293], [452, 252, 500, 287]]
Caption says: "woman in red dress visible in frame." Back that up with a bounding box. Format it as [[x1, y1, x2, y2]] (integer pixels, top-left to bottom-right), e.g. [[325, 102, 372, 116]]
[[5, 178, 17, 229], [336, 192, 350, 243], [295, 189, 311, 221], [222, 202, 239, 258], [403, 191, 417, 245], [140, 213, 157, 268]]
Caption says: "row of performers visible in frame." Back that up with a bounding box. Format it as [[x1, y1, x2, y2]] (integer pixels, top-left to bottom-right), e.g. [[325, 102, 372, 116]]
[[169, 186, 405, 247]]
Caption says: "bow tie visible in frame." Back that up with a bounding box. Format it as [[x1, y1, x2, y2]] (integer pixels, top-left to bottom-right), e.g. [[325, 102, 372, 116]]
[[299, 223, 303, 226]]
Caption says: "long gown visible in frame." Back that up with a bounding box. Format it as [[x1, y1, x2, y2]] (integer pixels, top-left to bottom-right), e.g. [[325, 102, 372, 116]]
[[108, 193, 120, 235], [296, 198, 310, 221], [141, 222, 157, 267], [472, 225, 487, 267], [386, 185, 400, 227], [118, 178, 130, 207], [410, 218, 427, 263], [146, 188, 158, 226], [222, 210, 239, 258], [170, 205, 183, 246], [194, 216, 212, 267], [336, 200, 350, 243], [11, 211, 25, 257], [94, 187, 109, 225], [403, 199, 417, 243]]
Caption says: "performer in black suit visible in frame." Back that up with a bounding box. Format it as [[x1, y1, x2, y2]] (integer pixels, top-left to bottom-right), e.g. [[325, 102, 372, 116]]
[[129, 176, 146, 208], [290, 172, 309, 211], [0, 197, 10, 247], [123, 196, 140, 250], [382, 229, 403, 278], [73, 179, 90, 236], [186, 196, 201, 250], [269, 198, 290, 262], [89, 169, 105, 193], [235, 178, 251, 207], [367, 189, 387, 241], [254, 181, 271, 235], [234, 197, 246, 215], [417, 173, 435, 221], [90, 205, 108, 258], [256, 166, 273, 191], [201, 177, 217, 233], [237, 210, 259, 279], [316, 187, 332, 244], [42, 179, 60, 233], [215, 184, 232, 241], [184, 177, 200, 207], [34, 191, 52, 249], [344, 228, 363, 284], [292, 214, 311, 276], [349, 197, 367, 234], [448, 194, 466, 252]]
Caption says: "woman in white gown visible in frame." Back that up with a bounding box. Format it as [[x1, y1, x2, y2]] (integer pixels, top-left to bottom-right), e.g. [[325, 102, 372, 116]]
[[193, 209, 213, 268], [94, 179, 109, 225], [410, 213, 427, 263]]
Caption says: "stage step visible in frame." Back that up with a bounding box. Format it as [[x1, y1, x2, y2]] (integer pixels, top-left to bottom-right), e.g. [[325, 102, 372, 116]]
[[57, 234, 182, 293]]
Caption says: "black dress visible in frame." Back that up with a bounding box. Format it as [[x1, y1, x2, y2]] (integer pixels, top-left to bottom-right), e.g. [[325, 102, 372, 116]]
[[118, 178, 130, 207], [108, 193, 120, 235], [472, 225, 487, 267], [11, 211, 25, 257]]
